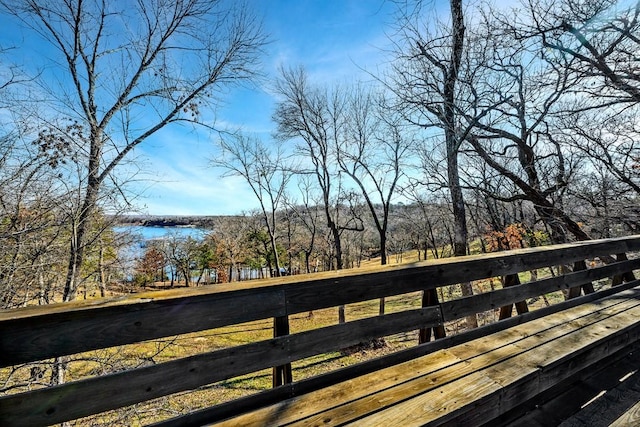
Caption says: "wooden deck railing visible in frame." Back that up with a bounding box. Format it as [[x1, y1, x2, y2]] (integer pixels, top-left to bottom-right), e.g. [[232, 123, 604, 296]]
[[1, 236, 640, 426]]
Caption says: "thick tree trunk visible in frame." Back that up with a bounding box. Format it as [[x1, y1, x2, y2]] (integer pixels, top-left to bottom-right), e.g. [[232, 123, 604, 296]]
[[63, 137, 102, 303], [446, 0, 477, 329], [448, 163, 467, 259], [62, 225, 82, 302], [379, 232, 387, 315], [182, 267, 191, 286], [380, 233, 388, 266]]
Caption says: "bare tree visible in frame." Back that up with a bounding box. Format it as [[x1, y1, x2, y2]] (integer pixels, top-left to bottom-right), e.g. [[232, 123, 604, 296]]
[[210, 215, 251, 282], [335, 87, 412, 316], [511, 0, 640, 238], [568, 164, 635, 238], [523, 0, 640, 105], [561, 109, 640, 195], [283, 175, 323, 274], [391, 0, 469, 257], [0, 140, 68, 308], [390, 0, 477, 327], [459, 7, 592, 242], [0, 50, 70, 309], [1, 0, 267, 302], [338, 87, 412, 266], [274, 66, 363, 271], [213, 135, 293, 276]]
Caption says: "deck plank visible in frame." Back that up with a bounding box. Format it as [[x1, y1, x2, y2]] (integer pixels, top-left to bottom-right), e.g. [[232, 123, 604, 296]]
[[207, 289, 640, 427], [610, 400, 640, 427], [352, 301, 640, 426], [350, 296, 640, 426], [206, 349, 465, 427], [209, 300, 613, 426], [554, 352, 640, 427]]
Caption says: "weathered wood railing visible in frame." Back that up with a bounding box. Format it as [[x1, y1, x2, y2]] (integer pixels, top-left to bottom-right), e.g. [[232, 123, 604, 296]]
[[2, 236, 640, 426]]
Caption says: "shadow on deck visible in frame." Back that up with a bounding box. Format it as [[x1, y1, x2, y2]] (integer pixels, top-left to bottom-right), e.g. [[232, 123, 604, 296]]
[[506, 344, 640, 427]]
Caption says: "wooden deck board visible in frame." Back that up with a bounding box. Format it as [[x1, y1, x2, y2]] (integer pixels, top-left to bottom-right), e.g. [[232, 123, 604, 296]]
[[208, 296, 633, 426], [207, 349, 466, 427], [493, 340, 640, 426], [610, 400, 640, 426], [553, 350, 640, 427], [349, 296, 640, 426], [207, 289, 640, 427]]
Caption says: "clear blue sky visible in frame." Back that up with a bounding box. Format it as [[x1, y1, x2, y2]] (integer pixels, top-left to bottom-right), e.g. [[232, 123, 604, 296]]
[[0, 0, 523, 217], [137, 0, 397, 216], [2, 1, 489, 216]]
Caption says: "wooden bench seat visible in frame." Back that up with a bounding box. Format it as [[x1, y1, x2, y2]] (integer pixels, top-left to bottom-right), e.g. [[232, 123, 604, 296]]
[[208, 287, 640, 427]]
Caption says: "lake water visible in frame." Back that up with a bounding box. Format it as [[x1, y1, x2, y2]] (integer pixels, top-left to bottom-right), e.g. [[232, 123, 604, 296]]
[[114, 226, 209, 241]]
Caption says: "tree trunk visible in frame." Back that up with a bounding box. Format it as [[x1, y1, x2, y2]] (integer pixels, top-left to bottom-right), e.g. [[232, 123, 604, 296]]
[[196, 267, 205, 285], [330, 222, 343, 270], [62, 170, 100, 302], [182, 266, 191, 286], [269, 231, 281, 276], [62, 222, 82, 302], [379, 233, 387, 315], [446, 0, 477, 329], [98, 243, 107, 298], [380, 233, 388, 266]]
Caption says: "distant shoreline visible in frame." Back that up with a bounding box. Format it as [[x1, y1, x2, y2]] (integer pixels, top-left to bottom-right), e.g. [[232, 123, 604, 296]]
[[111, 214, 240, 228]]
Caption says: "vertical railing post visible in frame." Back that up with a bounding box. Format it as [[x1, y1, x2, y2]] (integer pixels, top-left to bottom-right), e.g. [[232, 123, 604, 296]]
[[272, 315, 292, 387], [499, 274, 529, 320], [419, 288, 445, 344], [612, 253, 637, 286], [567, 260, 594, 299]]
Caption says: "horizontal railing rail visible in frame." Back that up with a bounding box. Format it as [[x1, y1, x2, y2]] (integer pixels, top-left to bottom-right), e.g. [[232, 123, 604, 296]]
[[1, 236, 640, 426]]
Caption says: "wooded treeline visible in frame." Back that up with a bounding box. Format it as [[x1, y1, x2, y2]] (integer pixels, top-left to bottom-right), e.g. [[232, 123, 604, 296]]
[[129, 201, 476, 289], [2, 0, 640, 310]]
